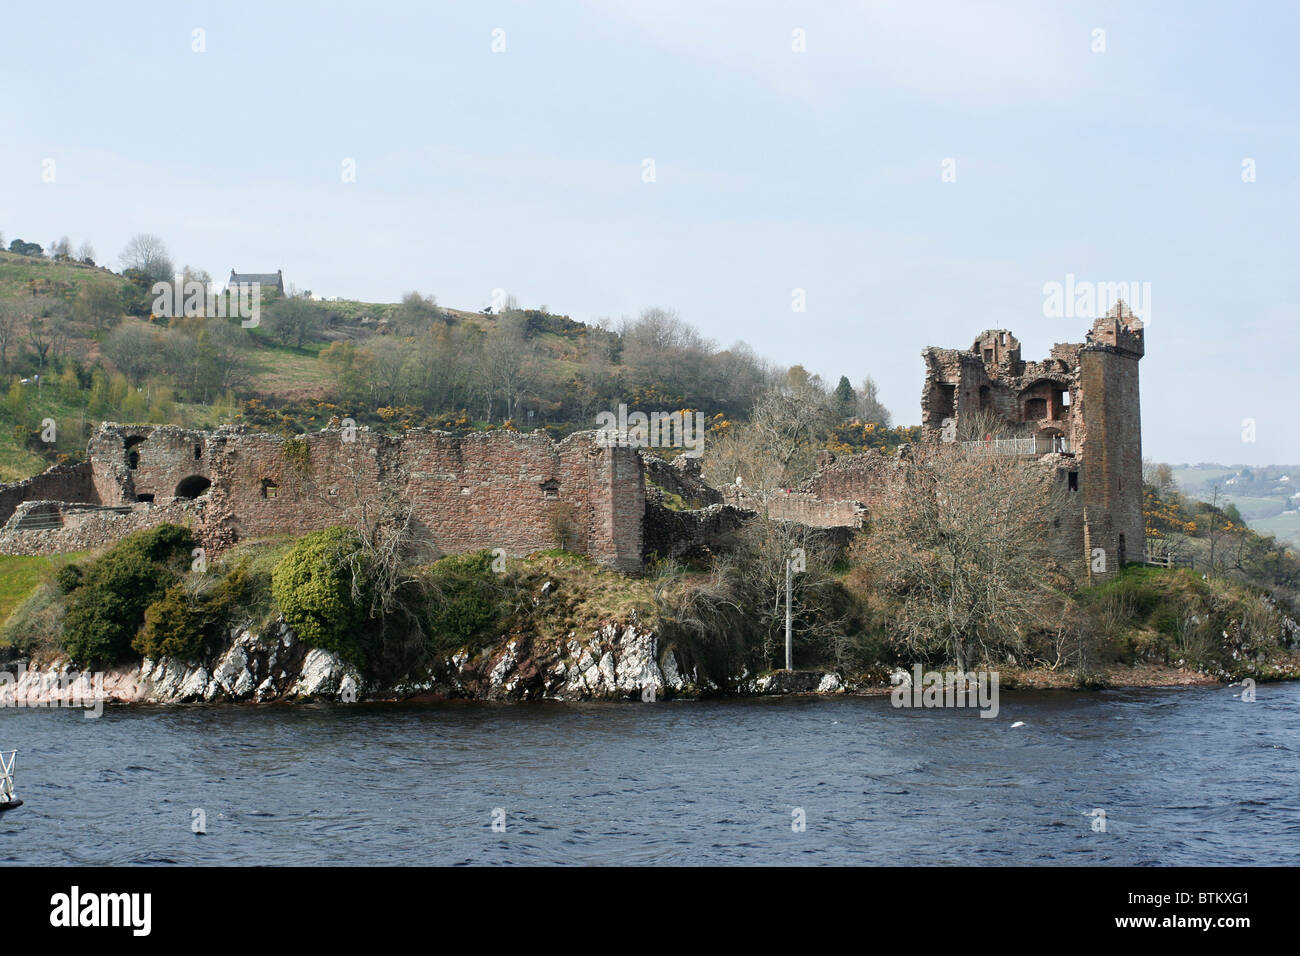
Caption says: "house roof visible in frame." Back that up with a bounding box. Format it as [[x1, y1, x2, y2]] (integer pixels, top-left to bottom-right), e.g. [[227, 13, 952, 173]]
[[229, 269, 283, 286]]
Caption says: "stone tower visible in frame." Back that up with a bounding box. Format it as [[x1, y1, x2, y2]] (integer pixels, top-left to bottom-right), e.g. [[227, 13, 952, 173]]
[[1077, 302, 1145, 571], [919, 301, 1145, 579]]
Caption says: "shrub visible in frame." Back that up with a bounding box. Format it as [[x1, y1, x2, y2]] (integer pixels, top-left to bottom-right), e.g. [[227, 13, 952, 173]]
[[271, 527, 372, 666], [62, 524, 194, 666], [136, 580, 219, 661], [54, 564, 83, 594], [1083, 565, 1288, 673], [135, 564, 256, 661], [0, 580, 66, 657], [422, 550, 503, 656]]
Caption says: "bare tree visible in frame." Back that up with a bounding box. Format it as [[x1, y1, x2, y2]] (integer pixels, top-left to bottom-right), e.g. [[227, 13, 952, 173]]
[[1142, 458, 1177, 496], [856, 375, 891, 426], [706, 380, 834, 496], [704, 420, 792, 511], [480, 310, 535, 422], [652, 517, 857, 673], [26, 299, 71, 381], [570, 326, 621, 424], [181, 265, 213, 293], [119, 233, 174, 281], [1206, 483, 1228, 573], [190, 319, 251, 400], [858, 444, 1069, 670], [264, 297, 324, 349], [0, 300, 22, 369], [393, 291, 441, 334], [73, 280, 121, 332], [103, 323, 159, 382], [619, 307, 715, 405], [325, 455, 442, 678], [955, 405, 1008, 443], [369, 335, 414, 407]]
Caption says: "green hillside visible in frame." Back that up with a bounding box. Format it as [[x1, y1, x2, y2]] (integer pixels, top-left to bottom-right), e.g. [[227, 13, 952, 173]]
[[1171, 463, 1300, 548], [0, 245, 902, 484]]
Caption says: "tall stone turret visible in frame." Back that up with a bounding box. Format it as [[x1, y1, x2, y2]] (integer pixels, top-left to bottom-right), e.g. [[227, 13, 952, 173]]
[[1076, 301, 1145, 571]]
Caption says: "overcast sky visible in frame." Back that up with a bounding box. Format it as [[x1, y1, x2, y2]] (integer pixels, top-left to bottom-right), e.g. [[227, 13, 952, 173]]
[[3, 1, 1296, 465]]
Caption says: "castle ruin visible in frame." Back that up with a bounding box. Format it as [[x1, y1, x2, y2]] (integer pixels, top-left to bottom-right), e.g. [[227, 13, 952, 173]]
[[0, 426, 644, 571], [723, 305, 1145, 579], [0, 307, 1144, 581], [920, 304, 1145, 575]]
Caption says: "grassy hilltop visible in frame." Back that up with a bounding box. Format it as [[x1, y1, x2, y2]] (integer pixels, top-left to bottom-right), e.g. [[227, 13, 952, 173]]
[[0, 246, 908, 484]]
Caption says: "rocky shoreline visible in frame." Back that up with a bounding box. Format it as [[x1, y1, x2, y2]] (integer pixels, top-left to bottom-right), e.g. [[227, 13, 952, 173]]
[[4, 615, 1286, 711], [0, 616, 853, 708]]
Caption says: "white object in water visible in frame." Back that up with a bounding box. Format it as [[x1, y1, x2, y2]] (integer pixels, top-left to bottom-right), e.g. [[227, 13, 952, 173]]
[[1010, 721, 1026, 728], [0, 750, 20, 810]]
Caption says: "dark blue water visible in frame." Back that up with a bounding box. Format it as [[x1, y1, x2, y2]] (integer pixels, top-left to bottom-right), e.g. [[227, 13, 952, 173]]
[[2, 683, 1297, 865]]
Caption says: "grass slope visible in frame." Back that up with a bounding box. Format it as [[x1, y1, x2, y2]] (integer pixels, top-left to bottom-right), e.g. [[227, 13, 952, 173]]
[[0, 553, 84, 643]]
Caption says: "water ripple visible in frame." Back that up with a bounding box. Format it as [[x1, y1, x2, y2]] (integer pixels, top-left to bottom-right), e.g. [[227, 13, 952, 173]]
[[1, 684, 1297, 864]]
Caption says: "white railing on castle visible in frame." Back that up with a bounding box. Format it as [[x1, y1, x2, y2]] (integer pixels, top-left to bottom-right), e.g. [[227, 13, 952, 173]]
[[1140, 551, 1194, 570], [959, 436, 1072, 456]]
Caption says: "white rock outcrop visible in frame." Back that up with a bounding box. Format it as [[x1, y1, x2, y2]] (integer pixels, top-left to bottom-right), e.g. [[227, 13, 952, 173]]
[[2, 616, 849, 708]]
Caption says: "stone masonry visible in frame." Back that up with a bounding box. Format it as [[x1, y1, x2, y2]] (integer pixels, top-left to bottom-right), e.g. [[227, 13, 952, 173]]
[[724, 305, 1145, 581], [0, 308, 1143, 581], [0, 424, 645, 571], [919, 304, 1145, 578]]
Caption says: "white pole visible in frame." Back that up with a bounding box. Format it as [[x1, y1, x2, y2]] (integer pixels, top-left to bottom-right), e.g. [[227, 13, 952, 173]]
[[785, 559, 793, 671]]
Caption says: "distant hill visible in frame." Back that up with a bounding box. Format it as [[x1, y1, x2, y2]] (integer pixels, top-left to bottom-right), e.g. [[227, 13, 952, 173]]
[[0, 248, 901, 484], [0, 249, 129, 298], [1172, 463, 1300, 547]]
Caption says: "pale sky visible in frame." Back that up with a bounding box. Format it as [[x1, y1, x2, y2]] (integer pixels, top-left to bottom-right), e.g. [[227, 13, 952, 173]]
[[3, 1, 1296, 465]]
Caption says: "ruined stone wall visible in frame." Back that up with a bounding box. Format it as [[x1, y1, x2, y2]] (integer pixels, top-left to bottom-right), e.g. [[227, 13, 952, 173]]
[[642, 500, 751, 562], [3, 424, 646, 571], [0, 500, 197, 556], [0, 309, 1145, 580], [917, 308, 1145, 581], [0, 460, 98, 526], [85, 425, 213, 506], [642, 453, 723, 508], [1041, 455, 1088, 577], [921, 344, 1078, 446], [800, 450, 902, 514], [719, 487, 864, 529]]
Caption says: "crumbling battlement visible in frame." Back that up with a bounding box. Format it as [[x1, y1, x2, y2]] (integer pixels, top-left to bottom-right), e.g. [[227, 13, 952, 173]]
[[715, 449, 899, 531], [722, 306, 1145, 580], [2, 423, 646, 571], [641, 452, 723, 508], [920, 305, 1144, 448], [921, 304, 1144, 578], [719, 486, 866, 530], [800, 449, 901, 514]]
